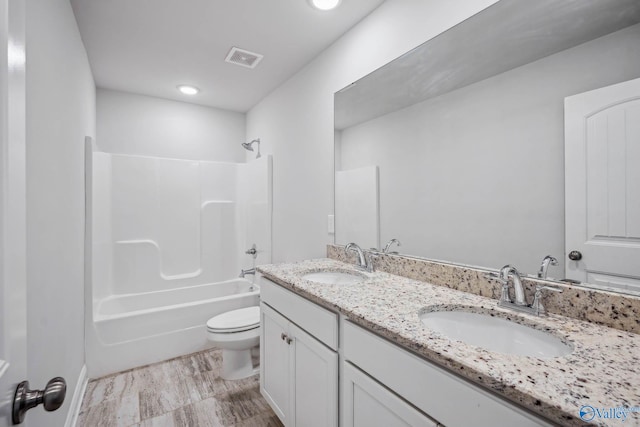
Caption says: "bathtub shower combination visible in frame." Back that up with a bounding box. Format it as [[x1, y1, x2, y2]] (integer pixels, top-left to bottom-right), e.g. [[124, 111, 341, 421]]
[[87, 150, 272, 377]]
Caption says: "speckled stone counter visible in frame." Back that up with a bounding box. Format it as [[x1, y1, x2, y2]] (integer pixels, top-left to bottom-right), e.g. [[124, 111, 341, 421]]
[[257, 258, 640, 427], [327, 244, 640, 334]]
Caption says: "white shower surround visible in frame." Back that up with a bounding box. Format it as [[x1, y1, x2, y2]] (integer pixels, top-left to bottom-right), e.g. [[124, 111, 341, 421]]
[[87, 151, 272, 378]]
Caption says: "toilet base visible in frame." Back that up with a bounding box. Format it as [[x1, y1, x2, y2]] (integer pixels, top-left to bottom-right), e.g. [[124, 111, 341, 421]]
[[221, 348, 259, 380], [206, 307, 261, 380]]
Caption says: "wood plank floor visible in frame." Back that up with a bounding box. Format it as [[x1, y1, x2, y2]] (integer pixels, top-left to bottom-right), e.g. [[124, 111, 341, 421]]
[[77, 349, 283, 427]]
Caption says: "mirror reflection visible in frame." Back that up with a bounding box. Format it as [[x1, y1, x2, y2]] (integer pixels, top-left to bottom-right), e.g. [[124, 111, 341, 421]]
[[334, 0, 640, 293]]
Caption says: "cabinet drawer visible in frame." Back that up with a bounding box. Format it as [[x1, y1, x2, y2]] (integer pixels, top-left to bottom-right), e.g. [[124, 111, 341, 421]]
[[260, 276, 338, 350], [343, 321, 553, 427]]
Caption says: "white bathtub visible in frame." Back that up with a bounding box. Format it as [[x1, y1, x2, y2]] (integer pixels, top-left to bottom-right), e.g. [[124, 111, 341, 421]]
[[87, 278, 259, 378]]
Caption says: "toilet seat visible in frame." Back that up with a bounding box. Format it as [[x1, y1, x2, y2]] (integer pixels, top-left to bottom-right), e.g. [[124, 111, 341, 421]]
[[207, 306, 260, 334]]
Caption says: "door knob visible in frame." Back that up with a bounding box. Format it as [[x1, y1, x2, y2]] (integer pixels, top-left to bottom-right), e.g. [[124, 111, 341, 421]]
[[12, 377, 66, 424], [568, 250, 582, 261]]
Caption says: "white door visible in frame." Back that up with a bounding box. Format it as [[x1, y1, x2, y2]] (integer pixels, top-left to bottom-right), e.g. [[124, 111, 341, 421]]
[[565, 77, 640, 291], [0, 0, 28, 425]]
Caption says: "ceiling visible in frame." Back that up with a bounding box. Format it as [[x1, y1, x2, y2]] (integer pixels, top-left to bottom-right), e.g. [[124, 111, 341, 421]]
[[70, 0, 385, 112]]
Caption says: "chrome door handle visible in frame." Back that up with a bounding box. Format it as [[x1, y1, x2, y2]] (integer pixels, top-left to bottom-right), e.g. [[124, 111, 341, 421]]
[[13, 377, 66, 424]]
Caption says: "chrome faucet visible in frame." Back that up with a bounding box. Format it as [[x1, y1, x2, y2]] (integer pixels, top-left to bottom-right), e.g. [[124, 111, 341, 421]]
[[344, 243, 377, 273], [499, 265, 526, 306], [487, 264, 563, 316], [345, 243, 366, 267], [537, 255, 558, 280], [383, 239, 402, 254], [240, 245, 258, 279], [239, 268, 255, 278]]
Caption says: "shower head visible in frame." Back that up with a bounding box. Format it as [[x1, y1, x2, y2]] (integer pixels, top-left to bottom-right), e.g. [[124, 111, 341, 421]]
[[241, 138, 261, 159]]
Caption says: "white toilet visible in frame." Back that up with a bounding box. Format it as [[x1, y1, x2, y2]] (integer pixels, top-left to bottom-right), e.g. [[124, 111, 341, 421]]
[[206, 306, 260, 380]]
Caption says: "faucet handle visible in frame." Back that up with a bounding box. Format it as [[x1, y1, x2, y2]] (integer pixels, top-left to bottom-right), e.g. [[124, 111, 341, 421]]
[[532, 285, 562, 315], [535, 284, 563, 293], [365, 251, 380, 272], [245, 244, 258, 259], [485, 272, 511, 303]]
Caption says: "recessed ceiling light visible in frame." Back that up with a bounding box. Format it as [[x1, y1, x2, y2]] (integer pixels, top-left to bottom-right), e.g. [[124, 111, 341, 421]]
[[309, 0, 341, 11], [177, 85, 200, 95]]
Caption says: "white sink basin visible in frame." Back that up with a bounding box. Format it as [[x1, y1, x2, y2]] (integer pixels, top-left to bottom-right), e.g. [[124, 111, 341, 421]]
[[302, 271, 364, 285], [420, 309, 572, 358]]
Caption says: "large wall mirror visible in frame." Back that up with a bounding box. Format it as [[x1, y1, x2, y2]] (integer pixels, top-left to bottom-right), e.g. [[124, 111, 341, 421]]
[[334, 0, 640, 294]]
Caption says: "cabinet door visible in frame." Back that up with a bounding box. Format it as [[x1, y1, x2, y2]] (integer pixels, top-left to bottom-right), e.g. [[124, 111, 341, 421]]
[[290, 323, 338, 427], [260, 302, 291, 424], [342, 362, 438, 427]]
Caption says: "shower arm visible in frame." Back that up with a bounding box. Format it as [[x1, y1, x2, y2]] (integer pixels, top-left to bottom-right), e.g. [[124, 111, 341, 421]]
[[242, 138, 261, 159], [252, 139, 261, 159]]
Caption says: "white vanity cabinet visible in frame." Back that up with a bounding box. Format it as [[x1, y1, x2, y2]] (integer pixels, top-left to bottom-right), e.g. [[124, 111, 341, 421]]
[[259, 275, 554, 427], [343, 321, 554, 427], [259, 278, 338, 427]]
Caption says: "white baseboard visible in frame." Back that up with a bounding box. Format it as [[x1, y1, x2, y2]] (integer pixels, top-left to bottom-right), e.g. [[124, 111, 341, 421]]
[[64, 364, 88, 427]]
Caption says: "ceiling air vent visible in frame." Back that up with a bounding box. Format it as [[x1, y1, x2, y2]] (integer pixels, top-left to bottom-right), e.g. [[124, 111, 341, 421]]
[[225, 47, 264, 69]]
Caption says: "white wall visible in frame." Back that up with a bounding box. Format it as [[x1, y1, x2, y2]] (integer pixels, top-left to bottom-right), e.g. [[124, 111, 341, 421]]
[[338, 24, 640, 275], [97, 89, 246, 162], [335, 166, 379, 250], [247, 0, 499, 262], [92, 153, 266, 297], [25, 0, 95, 425]]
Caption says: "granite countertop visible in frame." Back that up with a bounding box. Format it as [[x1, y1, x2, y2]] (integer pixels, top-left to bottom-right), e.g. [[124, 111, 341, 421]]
[[257, 258, 640, 427]]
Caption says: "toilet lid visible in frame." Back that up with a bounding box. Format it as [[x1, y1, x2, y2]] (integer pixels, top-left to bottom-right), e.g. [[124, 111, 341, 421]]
[[207, 306, 260, 333]]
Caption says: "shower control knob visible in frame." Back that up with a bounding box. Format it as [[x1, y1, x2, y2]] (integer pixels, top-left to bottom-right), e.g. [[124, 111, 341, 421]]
[[568, 250, 582, 261], [245, 244, 257, 259], [12, 377, 67, 424]]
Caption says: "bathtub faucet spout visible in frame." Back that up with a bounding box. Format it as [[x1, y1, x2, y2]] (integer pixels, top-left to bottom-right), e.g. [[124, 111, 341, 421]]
[[239, 268, 256, 278]]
